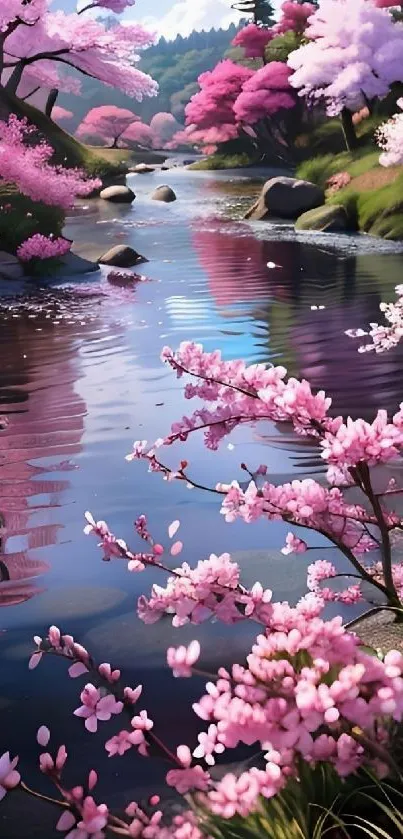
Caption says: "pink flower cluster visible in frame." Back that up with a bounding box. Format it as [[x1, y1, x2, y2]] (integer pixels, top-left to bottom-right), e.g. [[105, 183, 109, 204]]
[[326, 171, 352, 195], [234, 62, 295, 124], [377, 98, 403, 166], [138, 552, 273, 627], [17, 234, 71, 262], [275, 1, 316, 36], [191, 611, 403, 815], [347, 284, 403, 353]]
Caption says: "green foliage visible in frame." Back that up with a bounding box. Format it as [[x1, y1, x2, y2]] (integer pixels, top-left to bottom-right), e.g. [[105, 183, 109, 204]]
[[296, 148, 379, 189], [170, 83, 199, 121], [194, 767, 403, 839], [265, 31, 302, 64], [189, 153, 257, 170], [0, 190, 65, 255]]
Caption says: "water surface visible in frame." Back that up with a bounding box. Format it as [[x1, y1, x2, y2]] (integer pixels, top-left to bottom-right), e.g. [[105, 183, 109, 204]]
[[1, 167, 403, 834]]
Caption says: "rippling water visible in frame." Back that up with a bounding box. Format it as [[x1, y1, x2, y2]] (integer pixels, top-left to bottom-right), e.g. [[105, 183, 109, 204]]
[[1, 167, 403, 834]]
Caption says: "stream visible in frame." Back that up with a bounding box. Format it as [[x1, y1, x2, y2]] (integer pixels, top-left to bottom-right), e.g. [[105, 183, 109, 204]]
[[1, 165, 403, 836]]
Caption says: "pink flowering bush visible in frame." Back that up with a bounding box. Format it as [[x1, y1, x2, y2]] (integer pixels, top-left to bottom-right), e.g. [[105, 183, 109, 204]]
[[17, 234, 71, 263], [326, 172, 352, 195], [0, 115, 101, 210]]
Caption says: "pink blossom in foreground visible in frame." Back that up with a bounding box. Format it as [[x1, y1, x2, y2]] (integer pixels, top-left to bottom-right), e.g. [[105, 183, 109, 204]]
[[281, 532, 307, 555], [73, 795, 108, 839], [17, 235, 71, 263], [166, 745, 210, 794], [167, 641, 200, 677], [0, 753, 20, 801], [74, 684, 123, 733]]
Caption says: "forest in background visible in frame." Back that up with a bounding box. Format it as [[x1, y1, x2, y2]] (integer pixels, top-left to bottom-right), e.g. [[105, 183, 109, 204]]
[[57, 23, 244, 130]]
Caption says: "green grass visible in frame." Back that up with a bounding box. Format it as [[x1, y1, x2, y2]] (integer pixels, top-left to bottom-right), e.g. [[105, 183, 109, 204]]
[[189, 152, 258, 170], [0, 189, 64, 255], [296, 143, 403, 239]]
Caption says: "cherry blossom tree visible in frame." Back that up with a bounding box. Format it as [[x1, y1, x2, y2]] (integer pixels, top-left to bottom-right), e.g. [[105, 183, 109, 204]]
[[0, 0, 157, 108], [231, 23, 274, 59], [376, 97, 403, 166], [0, 114, 100, 208], [76, 106, 139, 148], [121, 120, 156, 149], [178, 60, 254, 152], [149, 112, 182, 147], [233, 61, 297, 142], [51, 105, 73, 123], [275, 1, 317, 35], [287, 0, 403, 150]]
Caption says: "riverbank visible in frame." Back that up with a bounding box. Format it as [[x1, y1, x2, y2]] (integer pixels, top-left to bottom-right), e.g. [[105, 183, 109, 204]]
[[296, 147, 403, 240]]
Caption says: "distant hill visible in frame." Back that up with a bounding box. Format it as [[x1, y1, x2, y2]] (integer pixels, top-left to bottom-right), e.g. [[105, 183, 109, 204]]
[[58, 23, 243, 128]]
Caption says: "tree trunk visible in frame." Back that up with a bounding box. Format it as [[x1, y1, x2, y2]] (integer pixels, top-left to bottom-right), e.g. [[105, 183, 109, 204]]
[[5, 63, 25, 96], [341, 108, 357, 151], [45, 88, 59, 118], [111, 137, 119, 148]]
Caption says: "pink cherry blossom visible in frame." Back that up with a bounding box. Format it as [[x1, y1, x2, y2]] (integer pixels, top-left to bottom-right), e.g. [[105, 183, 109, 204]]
[[74, 684, 123, 733], [167, 641, 200, 677], [0, 752, 20, 800], [281, 532, 308, 555]]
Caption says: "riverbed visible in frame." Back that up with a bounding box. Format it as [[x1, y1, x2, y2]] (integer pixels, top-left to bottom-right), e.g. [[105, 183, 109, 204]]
[[1, 166, 403, 835]]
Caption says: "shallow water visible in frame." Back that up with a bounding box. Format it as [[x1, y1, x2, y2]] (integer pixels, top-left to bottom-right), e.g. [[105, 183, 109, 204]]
[[1, 167, 403, 833]]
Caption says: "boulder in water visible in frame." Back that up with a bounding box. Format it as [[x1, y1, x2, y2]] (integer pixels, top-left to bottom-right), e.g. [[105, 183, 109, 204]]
[[98, 245, 148, 267], [0, 251, 24, 280], [295, 204, 350, 233], [132, 163, 155, 174], [245, 177, 324, 221], [99, 185, 135, 203], [151, 185, 177, 203]]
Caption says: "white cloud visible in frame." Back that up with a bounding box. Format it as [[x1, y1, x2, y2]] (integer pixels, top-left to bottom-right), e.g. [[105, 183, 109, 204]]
[[140, 0, 240, 41]]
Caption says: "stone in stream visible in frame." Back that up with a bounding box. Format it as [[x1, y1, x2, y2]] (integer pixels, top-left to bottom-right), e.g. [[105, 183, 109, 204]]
[[245, 176, 324, 221], [132, 163, 155, 174], [0, 251, 24, 280], [98, 244, 148, 267], [51, 252, 100, 276], [151, 185, 177, 203], [295, 204, 350, 233], [99, 184, 135, 203]]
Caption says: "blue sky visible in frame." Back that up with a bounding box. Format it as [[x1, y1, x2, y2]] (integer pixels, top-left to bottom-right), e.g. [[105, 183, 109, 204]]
[[63, 0, 282, 40]]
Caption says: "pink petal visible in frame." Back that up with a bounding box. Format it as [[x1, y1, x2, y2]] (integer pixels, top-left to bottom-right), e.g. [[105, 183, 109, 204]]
[[88, 770, 98, 791], [168, 520, 180, 539], [85, 715, 98, 733], [37, 726, 50, 747], [68, 662, 89, 679], [29, 652, 43, 670], [170, 541, 183, 557], [56, 811, 76, 832]]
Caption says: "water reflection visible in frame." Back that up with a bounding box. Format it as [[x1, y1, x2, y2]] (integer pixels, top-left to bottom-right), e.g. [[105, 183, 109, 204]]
[[0, 169, 403, 833]]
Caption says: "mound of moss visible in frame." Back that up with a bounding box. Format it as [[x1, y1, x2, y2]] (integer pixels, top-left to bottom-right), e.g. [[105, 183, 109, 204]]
[[296, 146, 403, 240]]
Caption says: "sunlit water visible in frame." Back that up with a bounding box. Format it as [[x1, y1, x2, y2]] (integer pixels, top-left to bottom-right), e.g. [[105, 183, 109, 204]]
[[1, 167, 403, 835]]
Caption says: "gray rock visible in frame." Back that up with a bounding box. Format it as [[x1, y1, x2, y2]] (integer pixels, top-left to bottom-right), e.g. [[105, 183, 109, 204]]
[[151, 185, 177, 203], [0, 251, 24, 280], [132, 163, 155, 174], [99, 185, 135, 203], [98, 245, 148, 267], [51, 251, 100, 276], [295, 204, 350, 233], [245, 176, 324, 221]]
